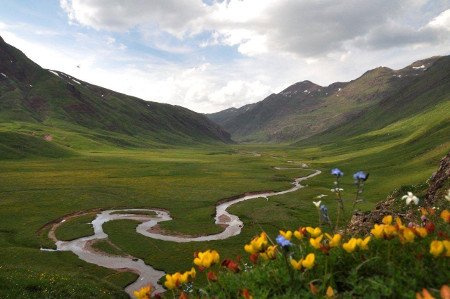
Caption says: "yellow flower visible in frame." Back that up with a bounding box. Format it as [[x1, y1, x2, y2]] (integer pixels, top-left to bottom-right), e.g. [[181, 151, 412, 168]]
[[187, 267, 196, 280], [342, 238, 358, 253], [326, 286, 335, 298], [244, 232, 268, 254], [356, 236, 371, 250], [290, 258, 302, 270], [414, 227, 428, 238], [279, 230, 293, 240], [309, 234, 323, 249], [260, 245, 278, 260], [382, 215, 393, 225], [133, 285, 152, 299], [441, 209, 450, 223], [325, 233, 342, 247], [294, 228, 305, 240], [306, 227, 322, 237], [165, 272, 188, 290], [383, 225, 398, 238], [301, 253, 315, 269], [395, 217, 405, 230], [193, 250, 220, 268], [399, 228, 415, 244], [430, 240, 444, 257], [371, 224, 385, 239], [443, 240, 450, 257]]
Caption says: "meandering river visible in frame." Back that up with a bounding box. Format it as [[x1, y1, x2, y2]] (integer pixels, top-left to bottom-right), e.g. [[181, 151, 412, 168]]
[[43, 169, 321, 296]]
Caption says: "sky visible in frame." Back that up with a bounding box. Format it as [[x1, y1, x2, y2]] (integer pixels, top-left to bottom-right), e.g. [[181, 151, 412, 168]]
[[0, 0, 449, 113]]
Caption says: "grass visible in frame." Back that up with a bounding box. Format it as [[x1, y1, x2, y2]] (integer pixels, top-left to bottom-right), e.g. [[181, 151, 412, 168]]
[[55, 214, 97, 241], [0, 100, 448, 297]]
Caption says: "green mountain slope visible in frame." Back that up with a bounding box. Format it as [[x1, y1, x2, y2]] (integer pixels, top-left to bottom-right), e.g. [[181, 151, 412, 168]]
[[207, 56, 447, 143], [0, 36, 232, 158]]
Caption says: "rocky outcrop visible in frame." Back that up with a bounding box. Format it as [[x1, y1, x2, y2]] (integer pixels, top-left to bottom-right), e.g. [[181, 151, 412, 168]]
[[347, 152, 450, 235], [425, 152, 450, 206]]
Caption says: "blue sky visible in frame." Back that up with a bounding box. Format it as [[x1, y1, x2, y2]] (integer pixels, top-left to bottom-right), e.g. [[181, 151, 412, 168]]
[[1, 0, 449, 113]]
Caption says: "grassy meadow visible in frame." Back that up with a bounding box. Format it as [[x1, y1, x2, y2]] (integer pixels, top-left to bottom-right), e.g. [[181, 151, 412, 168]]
[[0, 122, 448, 298]]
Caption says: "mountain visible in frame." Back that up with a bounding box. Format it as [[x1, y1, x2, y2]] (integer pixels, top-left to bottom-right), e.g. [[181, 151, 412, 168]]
[[207, 56, 448, 143], [0, 36, 232, 158]]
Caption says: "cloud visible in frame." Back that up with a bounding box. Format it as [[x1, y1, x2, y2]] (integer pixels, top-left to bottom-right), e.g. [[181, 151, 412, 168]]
[[59, 0, 450, 58]]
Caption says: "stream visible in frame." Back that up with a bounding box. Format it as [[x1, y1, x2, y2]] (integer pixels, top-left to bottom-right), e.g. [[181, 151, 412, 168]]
[[43, 169, 321, 296]]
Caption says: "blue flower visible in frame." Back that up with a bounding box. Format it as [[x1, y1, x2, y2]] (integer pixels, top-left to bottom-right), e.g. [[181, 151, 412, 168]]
[[353, 171, 369, 181], [320, 204, 331, 223], [331, 168, 344, 177], [276, 235, 292, 248]]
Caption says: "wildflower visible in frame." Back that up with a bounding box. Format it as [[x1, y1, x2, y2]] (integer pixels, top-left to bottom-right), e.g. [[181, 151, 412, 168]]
[[444, 240, 450, 257], [249, 253, 258, 264], [279, 230, 293, 240], [320, 204, 331, 224], [343, 238, 358, 253], [165, 272, 189, 290], [353, 171, 369, 181], [399, 228, 415, 244], [331, 168, 344, 177], [241, 289, 253, 299], [331, 188, 344, 193], [306, 226, 322, 237], [302, 253, 315, 269], [430, 240, 444, 257], [244, 232, 268, 254], [356, 236, 371, 250], [440, 210, 450, 223], [310, 234, 324, 249], [371, 224, 384, 239], [207, 271, 218, 282], [441, 285, 450, 298], [134, 285, 152, 299], [309, 282, 319, 295], [416, 288, 435, 299], [187, 267, 196, 280], [294, 227, 306, 240], [260, 245, 277, 260], [221, 259, 240, 273], [326, 286, 335, 298], [325, 233, 342, 247], [425, 222, 435, 233], [290, 258, 302, 270], [193, 250, 220, 268], [413, 227, 428, 238], [313, 200, 322, 208], [402, 192, 419, 205], [382, 215, 393, 225], [276, 235, 292, 249]]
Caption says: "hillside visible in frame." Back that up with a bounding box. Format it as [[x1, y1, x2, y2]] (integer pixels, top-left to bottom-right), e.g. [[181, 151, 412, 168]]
[[207, 56, 448, 143], [0, 36, 232, 158]]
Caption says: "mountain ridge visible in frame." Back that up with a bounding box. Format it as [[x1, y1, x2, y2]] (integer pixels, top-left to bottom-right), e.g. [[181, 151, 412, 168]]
[[0, 36, 232, 158], [207, 55, 447, 143]]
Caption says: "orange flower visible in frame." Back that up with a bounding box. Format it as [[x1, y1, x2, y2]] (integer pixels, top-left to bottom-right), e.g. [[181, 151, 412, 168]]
[[441, 210, 450, 223], [416, 288, 435, 299], [241, 289, 253, 299], [440, 285, 450, 299]]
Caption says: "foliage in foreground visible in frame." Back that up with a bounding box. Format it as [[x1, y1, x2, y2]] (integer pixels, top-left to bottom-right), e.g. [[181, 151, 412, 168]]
[[134, 170, 450, 299]]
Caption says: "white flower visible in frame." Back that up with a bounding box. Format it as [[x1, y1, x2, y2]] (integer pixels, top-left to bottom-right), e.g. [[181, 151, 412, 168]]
[[313, 201, 321, 208], [330, 188, 343, 193], [316, 194, 328, 198], [402, 192, 419, 205], [445, 189, 450, 201]]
